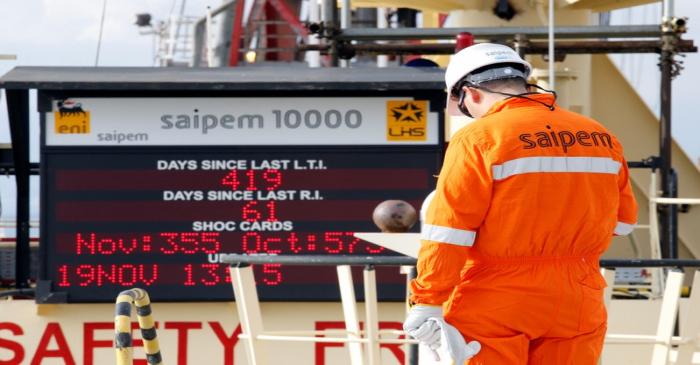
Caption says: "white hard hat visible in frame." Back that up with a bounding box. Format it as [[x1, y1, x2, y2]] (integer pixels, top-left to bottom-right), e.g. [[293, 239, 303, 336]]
[[445, 43, 532, 116]]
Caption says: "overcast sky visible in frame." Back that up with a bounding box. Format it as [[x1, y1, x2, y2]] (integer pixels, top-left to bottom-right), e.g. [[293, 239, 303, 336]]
[[0, 0, 699, 223]]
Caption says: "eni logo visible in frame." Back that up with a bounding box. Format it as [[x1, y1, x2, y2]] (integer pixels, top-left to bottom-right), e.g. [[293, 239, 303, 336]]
[[386, 100, 427, 141], [54, 99, 90, 134]]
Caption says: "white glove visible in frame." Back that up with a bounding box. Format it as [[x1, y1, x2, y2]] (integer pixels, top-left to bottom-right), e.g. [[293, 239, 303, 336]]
[[404, 305, 482, 363], [403, 305, 443, 360]]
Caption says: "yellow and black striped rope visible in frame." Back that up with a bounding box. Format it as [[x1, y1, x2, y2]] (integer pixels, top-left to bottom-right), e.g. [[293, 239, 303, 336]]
[[115, 288, 163, 365]]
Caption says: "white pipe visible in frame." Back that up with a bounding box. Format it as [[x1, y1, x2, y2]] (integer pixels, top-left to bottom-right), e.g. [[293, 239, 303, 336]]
[[548, 0, 555, 90], [605, 334, 687, 344], [205, 6, 214, 67], [653, 197, 700, 205], [307, 0, 320, 67], [0, 221, 40, 228], [244, 331, 697, 346], [256, 329, 419, 336], [376, 8, 388, 68], [337, 265, 364, 365], [255, 335, 370, 343], [363, 268, 381, 365], [167, 15, 177, 61], [94, 0, 108, 66], [340, 0, 351, 67], [663, 0, 674, 20], [245, 334, 421, 345], [172, 0, 187, 51], [0, 242, 40, 248], [262, 330, 354, 335], [340, 0, 350, 29]]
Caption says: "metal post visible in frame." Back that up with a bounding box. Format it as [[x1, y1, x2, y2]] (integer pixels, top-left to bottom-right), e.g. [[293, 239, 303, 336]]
[[659, 41, 673, 258], [513, 34, 528, 58], [376, 8, 388, 67], [675, 270, 700, 364], [322, 0, 338, 66], [663, 0, 675, 21], [363, 265, 381, 365], [405, 267, 418, 365], [6, 90, 31, 289], [337, 265, 364, 365], [167, 15, 178, 62], [230, 265, 269, 365], [650, 270, 684, 364], [668, 169, 679, 258], [206, 6, 214, 67], [548, 0, 555, 90], [658, 0, 679, 259], [307, 0, 321, 67], [340, 0, 351, 67]]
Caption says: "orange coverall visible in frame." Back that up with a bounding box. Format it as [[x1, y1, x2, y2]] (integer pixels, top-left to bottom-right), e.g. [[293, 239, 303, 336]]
[[411, 93, 638, 364]]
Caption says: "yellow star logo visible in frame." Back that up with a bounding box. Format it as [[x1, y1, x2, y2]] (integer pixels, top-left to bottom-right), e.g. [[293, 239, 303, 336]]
[[390, 102, 424, 123], [386, 100, 428, 141]]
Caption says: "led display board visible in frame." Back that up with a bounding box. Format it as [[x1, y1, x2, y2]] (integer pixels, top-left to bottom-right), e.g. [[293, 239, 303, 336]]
[[40, 95, 443, 302]]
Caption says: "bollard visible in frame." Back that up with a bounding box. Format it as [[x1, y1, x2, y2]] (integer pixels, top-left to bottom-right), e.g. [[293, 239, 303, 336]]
[[114, 288, 163, 365]]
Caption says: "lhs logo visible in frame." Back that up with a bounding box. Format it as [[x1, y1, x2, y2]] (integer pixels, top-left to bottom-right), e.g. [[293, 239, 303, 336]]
[[54, 99, 90, 134], [386, 100, 427, 141]]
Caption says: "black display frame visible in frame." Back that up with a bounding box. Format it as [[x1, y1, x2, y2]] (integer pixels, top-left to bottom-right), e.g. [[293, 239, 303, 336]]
[[37, 88, 446, 303]]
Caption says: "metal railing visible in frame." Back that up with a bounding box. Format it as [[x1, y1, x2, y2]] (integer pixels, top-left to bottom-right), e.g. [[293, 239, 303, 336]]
[[222, 254, 700, 365], [639, 171, 700, 296]]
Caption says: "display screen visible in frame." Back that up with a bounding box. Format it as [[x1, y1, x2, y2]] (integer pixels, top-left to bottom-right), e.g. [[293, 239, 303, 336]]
[[42, 148, 439, 301]]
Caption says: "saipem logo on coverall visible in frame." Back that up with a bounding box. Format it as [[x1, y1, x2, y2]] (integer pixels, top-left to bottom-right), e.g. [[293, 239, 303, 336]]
[[54, 99, 90, 134], [386, 100, 427, 141]]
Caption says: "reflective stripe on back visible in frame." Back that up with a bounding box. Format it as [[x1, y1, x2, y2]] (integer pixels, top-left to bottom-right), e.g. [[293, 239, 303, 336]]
[[492, 156, 621, 181], [421, 224, 476, 246]]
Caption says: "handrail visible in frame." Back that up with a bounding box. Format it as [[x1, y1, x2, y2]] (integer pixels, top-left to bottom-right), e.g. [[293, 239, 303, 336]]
[[226, 256, 700, 365], [114, 288, 163, 365], [336, 25, 663, 41], [221, 254, 700, 268], [653, 197, 700, 205]]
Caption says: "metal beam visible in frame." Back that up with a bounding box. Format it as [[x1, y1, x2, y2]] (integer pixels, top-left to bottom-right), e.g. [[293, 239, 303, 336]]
[[299, 39, 697, 56], [0, 163, 40, 175], [220, 254, 700, 268], [336, 24, 661, 41], [5, 90, 31, 289]]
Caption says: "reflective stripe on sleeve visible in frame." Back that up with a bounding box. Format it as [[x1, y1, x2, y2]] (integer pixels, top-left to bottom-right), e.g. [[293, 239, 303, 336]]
[[492, 156, 621, 181], [421, 224, 476, 246], [614, 221, 635, 236]]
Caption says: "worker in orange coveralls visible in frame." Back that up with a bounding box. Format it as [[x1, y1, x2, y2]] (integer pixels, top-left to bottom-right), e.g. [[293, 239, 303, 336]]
[[403, 43, 638, 364]]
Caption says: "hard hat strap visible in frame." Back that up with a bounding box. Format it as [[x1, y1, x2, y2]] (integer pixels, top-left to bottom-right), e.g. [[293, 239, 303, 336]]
[[464, 82, 557, 112], [454, 82, 557, 118]]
